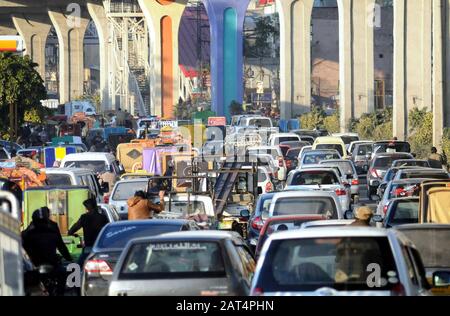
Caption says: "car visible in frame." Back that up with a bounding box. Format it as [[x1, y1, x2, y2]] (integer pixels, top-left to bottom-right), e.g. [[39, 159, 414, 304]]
[[297, 145, 313, 162], [392, 159, 431, 168], [313, 136, 348, 159], [349, 141, 374, 174], [108, 231, 256, 296], [319, 159, 359, 198], [81, 219, 201, 296], [286, 168, 351, 211], [372, 140, 411, 158], [247, 192, 276, 248], [251, 227, 431, 296], [285, 147, 302, 172], [247, 146, 286, 181], [268, 190, 345, 219], [0, 140, 22, 153], [298, 136, 315, 145], [393, 168, 450, 181], [298, 149, 342, 169], [395, 224, 450, 295], [241, 165, 275, 194], [255, 215, 326, 258], [269, 133, 302, 147], [291, 129, 323, 140], [331, 133, 360, 147], [60, 152, 125, 178], [376, 179, 424, 216], [109, 178, 151, 219], [98, 203, 121, 223], [376, 166, 419, 197], [300, 219, 355, 229], [367, 153, 414, 199], [279, 141, 310, 157], [373, 197, 419, 228]]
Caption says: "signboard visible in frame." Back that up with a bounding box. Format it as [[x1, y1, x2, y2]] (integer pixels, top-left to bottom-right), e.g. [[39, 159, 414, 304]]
[[0, 36, 24, 52], [207, 117, 227, 127]]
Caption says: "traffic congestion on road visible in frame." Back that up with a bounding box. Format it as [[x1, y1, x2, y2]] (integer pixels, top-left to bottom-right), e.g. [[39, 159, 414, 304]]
[[1, 112, 450, 297]]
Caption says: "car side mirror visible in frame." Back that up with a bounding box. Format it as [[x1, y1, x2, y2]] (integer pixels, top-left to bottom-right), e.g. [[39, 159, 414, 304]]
[[372, 215, 383, 223], [240, 209, 250, 218], [433, 271, 450, 288], [344, 210, 354, 219]]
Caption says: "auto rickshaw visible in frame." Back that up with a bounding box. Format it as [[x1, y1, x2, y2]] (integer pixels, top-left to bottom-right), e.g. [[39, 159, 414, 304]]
[[419, 180, 450, 223], [22, 186, 91, 260]]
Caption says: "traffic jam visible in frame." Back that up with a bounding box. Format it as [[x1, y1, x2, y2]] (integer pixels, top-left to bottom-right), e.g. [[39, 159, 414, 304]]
[[1, 113, 450, 297]]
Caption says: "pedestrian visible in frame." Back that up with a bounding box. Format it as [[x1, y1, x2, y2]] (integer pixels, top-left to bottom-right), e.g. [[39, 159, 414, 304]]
[[127, 190, 165, 221], [68, 198, 108, 266], [22, 208, 73, 296], [428, 146, 446, 169], [350, 206, 374, 227], [98, 166, 116, 194]]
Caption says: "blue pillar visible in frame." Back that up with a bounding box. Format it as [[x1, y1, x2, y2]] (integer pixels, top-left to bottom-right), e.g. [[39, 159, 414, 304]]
[[202, 0, 250, 121]]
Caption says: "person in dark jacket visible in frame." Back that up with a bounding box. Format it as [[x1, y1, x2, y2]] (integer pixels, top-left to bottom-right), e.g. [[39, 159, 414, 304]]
[[68, 198, 109, 266], [22, 208, 73, 296]]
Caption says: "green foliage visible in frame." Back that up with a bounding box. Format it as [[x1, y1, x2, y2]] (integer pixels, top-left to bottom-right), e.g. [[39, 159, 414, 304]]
[[244, 15, 279, 58], [323, 113, 340, 134], [74, 93, 102, 113], [351, 108, 393, 141], [442, 128, 450, 163], [299, 107, 326, 130], [0, 52, 47, 138], [407, 108, 433, 159], [174, 99, 192, 120]]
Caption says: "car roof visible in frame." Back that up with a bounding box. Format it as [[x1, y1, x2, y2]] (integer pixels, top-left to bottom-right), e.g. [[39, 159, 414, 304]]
[[373, 152, 413, 158], [265, 215, 326, 223], [274, 190, 338, 198], [314, 136, 345, 143], [61, 152, 115, 161], [304, 149, 340, 155], [301, 220, 355, 228], [390, 178, 432, 184], [43, 168, 94, 174], [398, 168, 446, 173], [105, 219, 191, 227], [293, 167, 339, 173], [268, 227, 393, 241], [395, 223, 450, 231], [115, 178, 149, 184], [127, 230, 244, 244]]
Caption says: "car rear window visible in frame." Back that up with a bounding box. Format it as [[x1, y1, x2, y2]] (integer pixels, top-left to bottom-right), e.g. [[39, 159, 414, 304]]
[[354, 144, 372, 156], [248, 118, 272, 128], [392, 161, 430, 168], [374, 156, 411, 168], [63, 160, 107, 173], [119, 241, 226, 279], [288, 171, 340, 186], [255, 237, 399, 292], [388, 183, 421, 199], [276, 137, 300, 145], [316, 144, 344, 156], [399, 172, 449, 180], [112, 181, 149, 201], [46, 174, 72, 186], [97, 224, 181, 249], [374, 142, 411, 154], [302, 153, 341, 165], [321, 161, 354, 175], [272, 197, 338, 218], [287, 149, 301, 159], [389, 201, 419, 225]]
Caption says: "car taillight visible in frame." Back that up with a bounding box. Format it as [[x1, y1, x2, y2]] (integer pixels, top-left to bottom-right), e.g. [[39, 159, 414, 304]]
[[252, 287, 264, 296], [84, 259, 113, 276], [351, 179, 359, 185], [265, 182, 273, 192], [370, 169, 380, 178], [251, 216, 264, 231], [391, 283, 406, 296], [335, 189, 347, 196], [383, 204, 389, 215], [103, 194, 110, 204]]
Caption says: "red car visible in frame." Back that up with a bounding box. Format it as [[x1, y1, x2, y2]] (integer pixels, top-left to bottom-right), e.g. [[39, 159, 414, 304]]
[[255, 215, 326, 258]]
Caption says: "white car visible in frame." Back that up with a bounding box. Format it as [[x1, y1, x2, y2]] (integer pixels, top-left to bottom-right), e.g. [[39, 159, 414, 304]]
[[98, 204, 121, 222], [241, 165, 275, 194], [268, 191, 345, 219], [268, 133, 302, 146], [251, 227, 431, 296], [60, 152, 125, 178], [109, 178, 149, 219], [319, 159, 359, 197], [285, 168, 351, 211]]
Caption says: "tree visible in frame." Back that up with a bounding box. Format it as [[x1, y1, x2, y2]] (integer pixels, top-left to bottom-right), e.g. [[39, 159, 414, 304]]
[[0, 53, 47, 139], [230, 100, 244, 116]]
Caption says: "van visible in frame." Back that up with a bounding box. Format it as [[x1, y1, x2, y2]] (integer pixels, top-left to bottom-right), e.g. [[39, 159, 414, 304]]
[[60, 153, 125, 178], [44, 168, 106, 204], [313, 136, 348, 159]]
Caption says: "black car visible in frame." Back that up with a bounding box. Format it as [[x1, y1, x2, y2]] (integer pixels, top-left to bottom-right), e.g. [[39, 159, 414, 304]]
[[81, 219, 200, 296]]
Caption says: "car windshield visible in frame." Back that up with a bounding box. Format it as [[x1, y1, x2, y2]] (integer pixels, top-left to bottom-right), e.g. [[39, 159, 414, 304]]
[[112, 181, 148, 201], [374, 142, 411, 154], [272, 197, 338, 218], [64, 160, 107, 173], [287, 149, 301, 159], [398, 229, 450, 268], [255, 237, 399, 292], [316, 144, 344, 156], [399, 172, 449, 180], [97, 224, 181, 249], [388, 183, 421, 199], [165, 201, 206, 216], [321, 161, 354, 176], [388, 201, 419, 225], [46, 174, 72, 186], [302, 153, 340, 165], [392, 161, 430, 168], [119, 241, 226, 279], [288, 171, 340, 186]]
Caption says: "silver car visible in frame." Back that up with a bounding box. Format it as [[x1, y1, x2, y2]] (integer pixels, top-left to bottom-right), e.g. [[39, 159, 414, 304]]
[[319, 159, 359, 198], [108, 231, 255, 296], [251, 227, 431, 296], [109, 178, 149, 219]]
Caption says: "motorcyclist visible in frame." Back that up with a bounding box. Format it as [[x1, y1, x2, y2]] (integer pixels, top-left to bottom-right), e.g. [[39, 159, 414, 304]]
[[22, 208, 73, 296]]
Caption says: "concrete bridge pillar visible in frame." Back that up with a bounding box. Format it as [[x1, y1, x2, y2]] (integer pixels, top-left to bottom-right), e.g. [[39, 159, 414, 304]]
[[202, 0, 250, 120], [87, 2, 110, 111], [48, 8, 90, 104], [0, 13, 16, 35], [139, 0, 188, 118], [277, 0, 314, 120], [337, 0, 376, 132], [11, 14, 52, 80], [393, 0, 432, 141]]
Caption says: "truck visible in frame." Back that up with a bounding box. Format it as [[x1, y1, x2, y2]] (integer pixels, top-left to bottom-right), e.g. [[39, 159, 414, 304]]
[[64, 101, 96, 118]]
